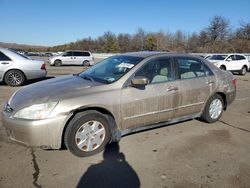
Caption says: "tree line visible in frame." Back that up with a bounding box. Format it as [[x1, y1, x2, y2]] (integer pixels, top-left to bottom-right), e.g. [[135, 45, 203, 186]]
[[44, 16, 250, 53]]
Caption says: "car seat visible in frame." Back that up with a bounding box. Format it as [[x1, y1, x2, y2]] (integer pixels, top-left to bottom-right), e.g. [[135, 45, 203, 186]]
[[151, 67, 169, 83]]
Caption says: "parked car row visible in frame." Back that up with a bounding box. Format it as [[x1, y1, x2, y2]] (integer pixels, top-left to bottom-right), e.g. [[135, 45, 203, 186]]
[[23, 51, 61, 57]]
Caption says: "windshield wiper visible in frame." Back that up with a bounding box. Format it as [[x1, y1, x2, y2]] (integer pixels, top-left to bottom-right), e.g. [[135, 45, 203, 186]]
[[82, 76, 94, 82]]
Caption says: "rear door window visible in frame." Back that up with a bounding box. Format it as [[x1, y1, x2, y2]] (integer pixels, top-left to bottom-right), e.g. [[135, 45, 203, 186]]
[[174, 57, 213, 79], [73, 51, 82, 56]]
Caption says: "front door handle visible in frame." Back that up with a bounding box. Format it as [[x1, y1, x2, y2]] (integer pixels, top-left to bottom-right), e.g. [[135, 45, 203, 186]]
[[1, 62, 9, 65], [166, 86, 178, 92]]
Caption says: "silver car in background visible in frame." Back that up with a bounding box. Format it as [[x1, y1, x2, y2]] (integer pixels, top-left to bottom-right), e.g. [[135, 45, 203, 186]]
[[0, 48, 47, 86]]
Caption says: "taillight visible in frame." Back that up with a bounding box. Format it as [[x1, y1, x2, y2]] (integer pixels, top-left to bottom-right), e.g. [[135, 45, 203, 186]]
[[41, 63, 46, 70], [231, 79, 236, 87]]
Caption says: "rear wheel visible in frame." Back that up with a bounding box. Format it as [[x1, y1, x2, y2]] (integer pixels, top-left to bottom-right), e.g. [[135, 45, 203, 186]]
[[83, 60, 90, 66], [239, 66, 247, 75], [64, 111, 111, 157], [201, 94, 224, 123], [54, 60, 62, 67], [4, 70, 26, 86]]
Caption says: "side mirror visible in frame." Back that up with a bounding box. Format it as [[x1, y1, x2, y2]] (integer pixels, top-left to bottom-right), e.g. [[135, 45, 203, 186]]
[[131, 76, 149, 86], [226, 58, 232, 62]]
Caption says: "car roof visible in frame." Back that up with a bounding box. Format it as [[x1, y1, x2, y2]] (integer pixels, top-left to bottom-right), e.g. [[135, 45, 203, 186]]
[[123, 51, 176, 58], [65, 50, 91, 53], [122, 51, 204, 59], [211, 54, 246, 56]]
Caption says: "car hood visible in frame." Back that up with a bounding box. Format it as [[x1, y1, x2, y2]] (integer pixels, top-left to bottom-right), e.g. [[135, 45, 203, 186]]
[[9, 75, 103, 110]]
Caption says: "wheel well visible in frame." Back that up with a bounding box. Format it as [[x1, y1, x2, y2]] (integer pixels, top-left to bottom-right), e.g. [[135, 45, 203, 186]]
[[243, 65, 248, 69], [216, 92, 227, 110], [54, 59, 62, 63], [3, 69, 27, 84], [220, 65, 226, 70], [61, 107, 116, 149]]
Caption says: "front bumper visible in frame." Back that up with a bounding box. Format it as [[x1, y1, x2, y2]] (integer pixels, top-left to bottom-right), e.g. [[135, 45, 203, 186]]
[[2, 111, 70, 149]]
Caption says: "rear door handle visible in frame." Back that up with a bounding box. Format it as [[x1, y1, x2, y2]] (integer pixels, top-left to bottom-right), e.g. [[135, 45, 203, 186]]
[[166, 86, 178, 92], [1, 62, 9, 65]]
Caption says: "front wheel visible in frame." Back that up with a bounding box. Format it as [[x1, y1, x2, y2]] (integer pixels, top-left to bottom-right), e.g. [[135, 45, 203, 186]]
[[64, 111, 111, 157], [201, 94, 224, 123], [54, 60, 62, 67]]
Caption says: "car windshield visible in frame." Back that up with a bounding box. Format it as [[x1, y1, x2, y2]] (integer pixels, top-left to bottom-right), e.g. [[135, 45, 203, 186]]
[[209, 55, 227, 60], [79, 55, 143, 84]]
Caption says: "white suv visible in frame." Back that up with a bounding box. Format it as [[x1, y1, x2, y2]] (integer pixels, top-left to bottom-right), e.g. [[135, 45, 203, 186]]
[[208, 54, 249, 75], [49, 50, 94, 66]]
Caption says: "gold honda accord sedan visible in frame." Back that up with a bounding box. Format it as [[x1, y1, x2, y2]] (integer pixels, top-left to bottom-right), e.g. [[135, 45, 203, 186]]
[[2, 52, 236, 157]]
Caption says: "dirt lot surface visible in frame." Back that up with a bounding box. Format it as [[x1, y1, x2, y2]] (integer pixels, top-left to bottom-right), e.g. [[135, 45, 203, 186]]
[[0, 60, 250, 188]]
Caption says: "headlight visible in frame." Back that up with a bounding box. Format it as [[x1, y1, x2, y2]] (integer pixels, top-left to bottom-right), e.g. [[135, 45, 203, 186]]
[[13, 102, 58, 120]]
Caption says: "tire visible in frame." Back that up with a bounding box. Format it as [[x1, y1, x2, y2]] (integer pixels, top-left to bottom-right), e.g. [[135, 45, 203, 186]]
[[220, 65, 226, 70], [239, 66, 247, 76], [83, 60, 90, 66], [4, 70, 26, 86], [64, 110, 111, 157], [54, 60, 62, 67], [201, 94, 224, 123]]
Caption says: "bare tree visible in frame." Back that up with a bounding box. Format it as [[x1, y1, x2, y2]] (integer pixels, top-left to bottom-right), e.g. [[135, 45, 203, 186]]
[[102, 31, 119, 53], [117, 33, 131, 52], [41, 16, 249, 53], [207, 16, 230, 42], [236, 21, 250, 39]]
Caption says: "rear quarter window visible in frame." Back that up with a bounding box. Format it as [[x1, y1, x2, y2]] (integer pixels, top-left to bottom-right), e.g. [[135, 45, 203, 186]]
[[82, 52, 90, 56], [235, 55, 246, 60], [0, 52, 11, 61]]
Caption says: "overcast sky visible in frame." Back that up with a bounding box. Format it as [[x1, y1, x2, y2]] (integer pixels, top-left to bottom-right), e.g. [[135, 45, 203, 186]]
[[0, 0, 249, 46]]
